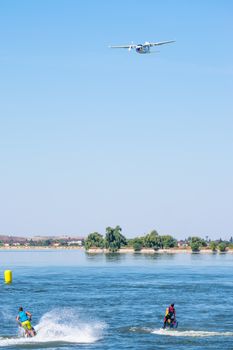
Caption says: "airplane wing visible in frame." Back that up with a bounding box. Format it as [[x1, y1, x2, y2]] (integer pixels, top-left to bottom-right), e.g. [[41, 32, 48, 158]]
[[109, 44, 137, 49], [148, 40, 175, 47]]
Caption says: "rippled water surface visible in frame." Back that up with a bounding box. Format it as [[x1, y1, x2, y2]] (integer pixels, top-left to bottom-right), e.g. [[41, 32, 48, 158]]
[[0, 250, 232, 349]]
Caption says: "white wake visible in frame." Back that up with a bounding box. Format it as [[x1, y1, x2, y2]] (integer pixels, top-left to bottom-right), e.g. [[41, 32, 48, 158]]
[[152, 328, 233, 337], [0, 308, 105, 347]]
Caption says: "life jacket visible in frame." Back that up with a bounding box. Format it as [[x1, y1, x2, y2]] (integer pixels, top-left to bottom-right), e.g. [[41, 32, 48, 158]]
[[18, 311, 28, 323], [168, 306, 175, 316]]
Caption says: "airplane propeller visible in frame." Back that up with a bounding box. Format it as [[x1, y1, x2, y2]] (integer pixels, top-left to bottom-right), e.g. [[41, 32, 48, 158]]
[[128, 41, 134, 51]]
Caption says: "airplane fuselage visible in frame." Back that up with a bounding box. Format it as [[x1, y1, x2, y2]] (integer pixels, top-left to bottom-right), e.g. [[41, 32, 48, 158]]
[[136, 45, 150, 54], [110, 40, 175, 54]]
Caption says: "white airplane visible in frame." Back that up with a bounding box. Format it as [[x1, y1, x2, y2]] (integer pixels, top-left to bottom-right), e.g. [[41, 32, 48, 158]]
[[109, 40, 175, 54]]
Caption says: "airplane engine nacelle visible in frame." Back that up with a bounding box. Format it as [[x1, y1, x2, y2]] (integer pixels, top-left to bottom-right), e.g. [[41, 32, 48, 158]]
[[136, 45, 143, 53], [136, 45, 149, 54]]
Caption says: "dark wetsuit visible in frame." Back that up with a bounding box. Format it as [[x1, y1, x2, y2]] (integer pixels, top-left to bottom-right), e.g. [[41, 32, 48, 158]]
[[163, 306, 176, 328]]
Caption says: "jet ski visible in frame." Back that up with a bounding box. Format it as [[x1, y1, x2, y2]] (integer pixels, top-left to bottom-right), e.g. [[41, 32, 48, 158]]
[[163, 317, 178, 329], [24, 326, 36, 337], [18, 318, 36, 337]]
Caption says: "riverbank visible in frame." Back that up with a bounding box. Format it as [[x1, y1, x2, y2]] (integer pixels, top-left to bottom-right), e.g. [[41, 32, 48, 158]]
[[85, 247, 233, 254], [0, 246, 232, 253], [0, 246, 83, 250]]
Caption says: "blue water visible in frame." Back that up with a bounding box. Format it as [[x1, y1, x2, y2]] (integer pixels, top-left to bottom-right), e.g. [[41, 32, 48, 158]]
[[0, 250, 233, 349]]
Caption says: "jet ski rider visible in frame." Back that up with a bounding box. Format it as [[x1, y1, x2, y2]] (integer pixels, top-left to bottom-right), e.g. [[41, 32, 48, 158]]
[[163, 303, 176, 328], [16, 307, 36, 336]]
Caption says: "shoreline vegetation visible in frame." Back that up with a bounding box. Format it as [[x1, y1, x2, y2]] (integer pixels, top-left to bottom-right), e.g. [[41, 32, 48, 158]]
[[0, 246, 233, 254], [84, 226, 233, 254], [0, 225, 232, 254]]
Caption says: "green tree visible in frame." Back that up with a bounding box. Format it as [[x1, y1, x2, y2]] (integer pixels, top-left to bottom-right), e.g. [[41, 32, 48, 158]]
[[188, 236, 207, 247], [41, 239, 52, 246], [218, 242, 227, 252], [105, 226, 127, 252], [190, 241, 200, 252], [85, 232, 105, 250], [144, 230, 162, 250], [160, 235, 177, 248], [132, 238, 143, 252], [209, 241, 217, 252], [28, 239, 37, 246], [59, 239, 68, 246]]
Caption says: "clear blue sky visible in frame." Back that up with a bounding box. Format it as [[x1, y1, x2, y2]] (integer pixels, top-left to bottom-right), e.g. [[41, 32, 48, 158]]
[[0, 0, 232, 239]]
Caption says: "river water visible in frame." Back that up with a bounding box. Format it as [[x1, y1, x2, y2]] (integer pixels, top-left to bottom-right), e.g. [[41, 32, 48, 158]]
[[0, 250, 232, 349]]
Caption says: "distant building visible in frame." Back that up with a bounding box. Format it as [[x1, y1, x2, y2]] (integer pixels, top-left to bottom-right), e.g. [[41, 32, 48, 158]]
[[52, 242, 61, 247], [67, 240, 83, 246], [177, 240, 189, 248]]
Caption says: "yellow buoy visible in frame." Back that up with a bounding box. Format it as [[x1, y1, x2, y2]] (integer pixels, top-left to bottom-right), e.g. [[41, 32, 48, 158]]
[[4, 270, 12, 284]]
